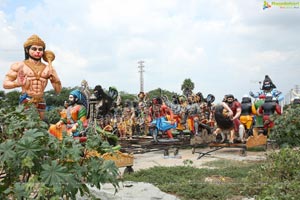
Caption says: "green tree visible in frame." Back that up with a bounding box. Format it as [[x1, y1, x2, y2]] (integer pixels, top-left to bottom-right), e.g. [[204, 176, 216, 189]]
[[146, 88, 178, 101], [181, 78, 194, 97], [0, 90, 7, 108], [119, 91, 137, 104], [0, 90, 5, 99], [45, 87, 75, 107]]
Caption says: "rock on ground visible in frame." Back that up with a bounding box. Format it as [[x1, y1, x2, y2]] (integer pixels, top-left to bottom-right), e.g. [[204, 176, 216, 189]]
[[76, 182, 180, 200]]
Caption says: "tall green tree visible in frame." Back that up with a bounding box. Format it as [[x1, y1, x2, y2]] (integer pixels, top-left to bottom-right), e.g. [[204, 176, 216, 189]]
[[181, 78, 194, 97]]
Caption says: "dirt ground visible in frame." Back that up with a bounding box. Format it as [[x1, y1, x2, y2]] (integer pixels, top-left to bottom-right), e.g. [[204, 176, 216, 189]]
[[119, 146, 269, 173]]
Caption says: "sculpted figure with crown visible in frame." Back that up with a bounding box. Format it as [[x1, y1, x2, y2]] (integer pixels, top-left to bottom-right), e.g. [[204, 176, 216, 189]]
[[3, 34, 62, 120]]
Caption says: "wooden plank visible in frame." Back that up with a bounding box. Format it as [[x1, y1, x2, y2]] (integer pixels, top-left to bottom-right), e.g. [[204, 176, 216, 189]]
[[209, 142, 246, 148]]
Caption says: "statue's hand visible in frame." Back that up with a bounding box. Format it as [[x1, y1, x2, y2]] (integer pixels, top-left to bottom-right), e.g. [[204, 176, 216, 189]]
[[56, 121, 63, 129], [17, 70, 27, 86], [49, 70, 55, 81], [272, 89, 282, 97], [49, 68, 58, 83], [72, 123, 78, 132], [162, 95, 168, 102], [249, 91, 254, 97]]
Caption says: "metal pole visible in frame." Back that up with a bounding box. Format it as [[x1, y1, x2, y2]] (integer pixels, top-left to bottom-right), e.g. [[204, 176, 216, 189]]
[[138, 60, 145, 92]]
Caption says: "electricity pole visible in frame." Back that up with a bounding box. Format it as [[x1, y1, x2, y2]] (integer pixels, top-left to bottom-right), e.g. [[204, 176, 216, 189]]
[[138, 60, 145, 93]]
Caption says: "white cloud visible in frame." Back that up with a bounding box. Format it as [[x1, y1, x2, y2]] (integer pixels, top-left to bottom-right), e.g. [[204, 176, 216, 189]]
[[255, 50, 289, 63], [0, 11, 18, 48], [1, 0, 300, 103]]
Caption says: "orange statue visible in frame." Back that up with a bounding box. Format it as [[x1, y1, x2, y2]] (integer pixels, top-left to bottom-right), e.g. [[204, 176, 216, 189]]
[[3, 34, 62, 119]]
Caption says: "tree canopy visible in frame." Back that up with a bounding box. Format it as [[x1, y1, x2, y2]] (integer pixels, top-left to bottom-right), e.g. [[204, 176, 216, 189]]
[[181, 78, 195, 97]]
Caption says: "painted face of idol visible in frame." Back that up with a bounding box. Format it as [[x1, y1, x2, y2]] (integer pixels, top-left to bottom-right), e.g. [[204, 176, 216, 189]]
[[28, 45, 44, 61], [68, 95, 77, 106]]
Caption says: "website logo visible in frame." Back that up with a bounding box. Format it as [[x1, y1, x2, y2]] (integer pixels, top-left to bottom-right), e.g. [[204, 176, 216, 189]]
[[263, 1, 272, 9], [263, 1, 300, 9]]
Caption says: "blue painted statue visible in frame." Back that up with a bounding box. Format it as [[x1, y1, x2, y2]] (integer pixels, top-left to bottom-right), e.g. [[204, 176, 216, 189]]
[[249, 75, 284, 102]]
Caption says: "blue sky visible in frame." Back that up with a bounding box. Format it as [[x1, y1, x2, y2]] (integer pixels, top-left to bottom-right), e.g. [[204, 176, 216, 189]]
[[1, 0, 300, 103]]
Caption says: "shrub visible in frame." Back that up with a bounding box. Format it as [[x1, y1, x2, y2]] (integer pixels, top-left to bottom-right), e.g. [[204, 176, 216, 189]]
[[0, 105, 119, 199], [45, 106, 63, 125], [242, 147, 300, 199], [271, 105, 300, 147]]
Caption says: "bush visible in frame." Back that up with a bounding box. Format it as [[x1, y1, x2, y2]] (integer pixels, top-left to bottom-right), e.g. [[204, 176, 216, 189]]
[[271, 105, 300, 147], [0, 105, 119, 199], [45, 106, 63, 125], [242, 147, 300, 199]]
